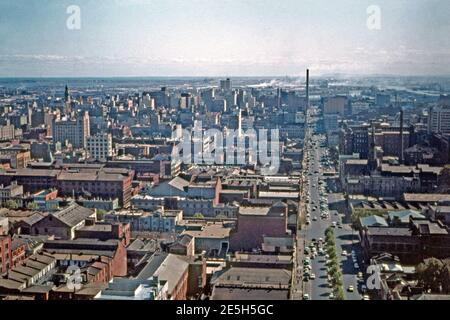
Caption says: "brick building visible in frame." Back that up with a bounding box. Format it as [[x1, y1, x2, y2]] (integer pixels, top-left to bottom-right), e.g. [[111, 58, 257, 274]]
[[43, 238, 127, 277], [31, 203, 96, 240], [0, 235, 12, 273], [0, 167, 134, 208], [75, 221, 131, 247], [229, 202, 289, 252]]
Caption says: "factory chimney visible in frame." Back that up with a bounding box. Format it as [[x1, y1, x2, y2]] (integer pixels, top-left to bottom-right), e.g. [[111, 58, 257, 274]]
[[399, 109, 404, 164], [306, 69, 310, 109]]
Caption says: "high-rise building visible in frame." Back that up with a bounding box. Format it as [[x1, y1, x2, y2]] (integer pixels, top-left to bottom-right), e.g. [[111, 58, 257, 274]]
[[87, 133, 114, 161], [428, 96, 450, 134], [323, 114, 339, 132], [324, 96, 347, 116], [220, 78, 232, 91], [179, 93, 192, 110], [64, 85, 71, 103], [52, 111, 90, 148]]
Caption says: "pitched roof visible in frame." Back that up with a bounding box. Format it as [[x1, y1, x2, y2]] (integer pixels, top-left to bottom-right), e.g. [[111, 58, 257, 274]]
[[360, 215, 388, 227], [52, 203, 95, 227], [388, 210, 424, 223], [168, 176, 190, 192], [136, 253, 189, 295]]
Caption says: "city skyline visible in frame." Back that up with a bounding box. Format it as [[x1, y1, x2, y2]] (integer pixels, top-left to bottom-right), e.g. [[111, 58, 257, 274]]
[[1, 0, 450, 77]]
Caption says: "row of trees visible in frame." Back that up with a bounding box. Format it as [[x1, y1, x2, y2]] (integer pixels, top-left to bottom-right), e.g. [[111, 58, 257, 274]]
[[325, 227, 345, 300], [416, 258, 450, 294]]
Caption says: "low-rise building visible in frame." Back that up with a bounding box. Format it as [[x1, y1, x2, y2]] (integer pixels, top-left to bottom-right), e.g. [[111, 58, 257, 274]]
[[136, 253, 190, 300], [182, 223, 232, 257], [31, 203, 96, 240], [211, 267, 291, 300], [43, 238, 127, 277], [0, 252, 57, 298], [75, 221, 131, 247], [105, 208, 182, 233], [80, 198, 120, 212], [0, 182, 23, 206], [94, 277, 169, 300], [361, 217, 450, 263], [230, 202, 289, 252]]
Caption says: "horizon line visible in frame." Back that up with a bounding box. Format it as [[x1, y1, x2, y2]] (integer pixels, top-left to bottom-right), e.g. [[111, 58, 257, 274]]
[[2, 74, 450, 79]]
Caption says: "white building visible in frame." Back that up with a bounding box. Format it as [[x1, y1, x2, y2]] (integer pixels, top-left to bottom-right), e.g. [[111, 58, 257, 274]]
[[428, 105, 450, 135], [87, 133, 113, 160]]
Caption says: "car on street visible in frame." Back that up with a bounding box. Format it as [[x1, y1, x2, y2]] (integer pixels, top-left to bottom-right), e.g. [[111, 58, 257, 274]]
[[341, 250, 348, 257], [348, 285, 354, 292], [303, 294, 310, 300], [310, 273, 316, 280]]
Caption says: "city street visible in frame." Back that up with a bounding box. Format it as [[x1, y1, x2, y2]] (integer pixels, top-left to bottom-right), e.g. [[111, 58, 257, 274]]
[[297, 110, 364, 300]]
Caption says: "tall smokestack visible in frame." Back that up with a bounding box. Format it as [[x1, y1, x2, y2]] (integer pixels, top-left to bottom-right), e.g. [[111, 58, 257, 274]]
[[306, 69, 310, 110], [400, 108, 404, 164]]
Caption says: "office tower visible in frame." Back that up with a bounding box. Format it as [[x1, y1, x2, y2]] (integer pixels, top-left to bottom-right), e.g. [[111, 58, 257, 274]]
[[220, 78, 232, 91], [180, 93, 192, 110], [324, 96, 347, 116], [428, 96, 450, 134], [87, 133, 113, 161], [277, 88, 281, 109], [64, 85, 71, 103], [52, 111, 90, 148]]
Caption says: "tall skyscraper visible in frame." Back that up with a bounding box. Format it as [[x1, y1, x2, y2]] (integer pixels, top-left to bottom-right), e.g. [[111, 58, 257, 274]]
[[64, 85, 71, 104], [220, 78, 232, 91]]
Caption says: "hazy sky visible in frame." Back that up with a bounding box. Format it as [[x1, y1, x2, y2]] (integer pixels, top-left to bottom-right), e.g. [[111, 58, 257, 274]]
[[0, 0, 449, 77]]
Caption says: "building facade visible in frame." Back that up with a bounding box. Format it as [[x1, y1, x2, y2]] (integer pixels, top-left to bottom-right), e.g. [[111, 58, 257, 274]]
[[87, 133, 113, 160]]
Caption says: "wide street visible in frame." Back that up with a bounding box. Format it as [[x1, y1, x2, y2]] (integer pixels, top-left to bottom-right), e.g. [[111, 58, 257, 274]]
[[296, 109, 365, 300]]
